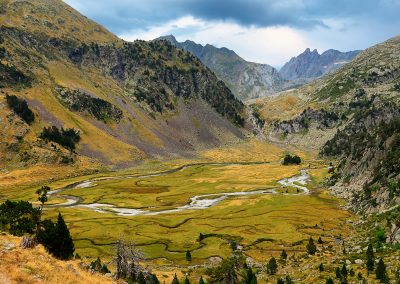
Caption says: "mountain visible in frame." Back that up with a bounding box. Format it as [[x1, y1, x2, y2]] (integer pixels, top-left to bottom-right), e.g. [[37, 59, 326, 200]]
[[0, 0, 247, 170], [257, 35, 400, 215], [157, 35, 284, 100], [279, 48, 361, 82]]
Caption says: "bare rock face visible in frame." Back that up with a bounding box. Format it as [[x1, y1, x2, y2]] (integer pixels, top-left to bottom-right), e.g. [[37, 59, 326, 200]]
[[388, 221, 400, 244], [157, 35, 284, 100], [279, 48, 361, 81]]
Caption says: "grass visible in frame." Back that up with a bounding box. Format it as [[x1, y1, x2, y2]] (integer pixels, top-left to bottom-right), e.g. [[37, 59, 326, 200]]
[[0, 140, 355, 281], [38, 160, 352, 273], [0, 233, 112, 284]]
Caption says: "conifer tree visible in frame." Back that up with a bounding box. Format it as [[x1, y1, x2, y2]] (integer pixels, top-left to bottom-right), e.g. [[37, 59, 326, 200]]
[[335, 267, 341, 279], [366, 244, 374, 271], [137, 271, 146, 284], [280, 250, 288, 263], [375, 258, 388, 283], [186, 250, 192, 261], [267, 257, 278, 275], [319, 263, 324, 272], [285, 275, 292, 284], [199, 276, 205, 284], [307, 237, 317, 255], [341, 264, 347, 279], [326, 277, 334, 284], [172, 273, 180, 284], [184, 276, 190, 284], [38, 212, 74, 260], [243, 267, 257, 284], [277, 278, 284, 284], [54, 212, 75, 260]]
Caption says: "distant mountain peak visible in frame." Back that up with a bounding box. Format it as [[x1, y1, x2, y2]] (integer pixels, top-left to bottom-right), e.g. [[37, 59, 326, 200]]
[[158, 34, 178, 44], [157, 35, 284, 100], [280, 47, 361, 81]]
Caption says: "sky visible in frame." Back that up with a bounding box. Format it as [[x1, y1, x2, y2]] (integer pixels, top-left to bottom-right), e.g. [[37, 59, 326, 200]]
[[64, 0, 400, 68]]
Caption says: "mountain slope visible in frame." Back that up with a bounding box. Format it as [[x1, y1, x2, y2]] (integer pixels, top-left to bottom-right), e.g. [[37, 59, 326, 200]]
[[279, 48, 361, 82], [0, 233, 112, 284], [257, 35, 400, 213], [157, 35, 284, 100], [0, 0, 247, 170]]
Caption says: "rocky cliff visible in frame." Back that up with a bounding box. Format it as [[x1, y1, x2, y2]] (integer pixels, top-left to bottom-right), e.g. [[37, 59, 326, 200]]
[[279, 48, 361, 82], [157, 35, 284, 100]]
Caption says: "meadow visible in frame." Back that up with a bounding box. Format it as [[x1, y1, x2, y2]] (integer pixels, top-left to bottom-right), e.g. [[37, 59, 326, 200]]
[[1, 140, 353, 281]]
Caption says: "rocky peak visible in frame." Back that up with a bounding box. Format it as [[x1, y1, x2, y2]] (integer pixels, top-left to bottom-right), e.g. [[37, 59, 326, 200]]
[[156, 35, 284, 100], [280, 48, 361, 81]]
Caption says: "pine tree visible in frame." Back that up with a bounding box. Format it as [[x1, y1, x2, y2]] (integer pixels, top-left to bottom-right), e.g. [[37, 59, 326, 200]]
[[172, 273, 180, 284], [54, 212, 75, 259], [318, 236, 324, 244], [184, 276, 190, 284], [186, 250, 192, 261], [306, 237, 317, 255], [138, 271, 146, 284], [326, 277, 334, 284], [285, 275, 292, 284], [341, 264, 348, 279], [366, 244, 374, 271], [277, 278, 284, 284], [319, 263, 324, 272], [38, 212, 74, 260], [335, 267, 342, 279], [267, 257, 278, 275], [199, 276, 205, 284], [375, 258, 388, 283], [349, 268, 354, 277], [243, 267, 257, 284]]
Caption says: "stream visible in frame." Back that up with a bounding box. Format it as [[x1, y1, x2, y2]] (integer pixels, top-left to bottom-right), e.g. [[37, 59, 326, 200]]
[[48, 163, 311, 217]]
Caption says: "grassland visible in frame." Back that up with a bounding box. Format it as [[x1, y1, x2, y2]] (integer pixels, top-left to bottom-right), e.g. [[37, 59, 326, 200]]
[[0, 140, 356, 283]]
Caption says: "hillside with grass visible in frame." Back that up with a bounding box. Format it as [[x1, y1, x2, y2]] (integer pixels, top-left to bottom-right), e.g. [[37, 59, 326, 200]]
[[0, 0, 247, 173], [254, 35, 400, 214], [0, 233, 113, 284]]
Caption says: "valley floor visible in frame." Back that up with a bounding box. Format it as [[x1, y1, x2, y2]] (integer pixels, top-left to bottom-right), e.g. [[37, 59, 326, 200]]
[[1, 140, 398, 283]]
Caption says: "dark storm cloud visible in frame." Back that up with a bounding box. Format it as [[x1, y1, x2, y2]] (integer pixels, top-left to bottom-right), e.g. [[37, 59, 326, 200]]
[[65, 0, 400, 34]]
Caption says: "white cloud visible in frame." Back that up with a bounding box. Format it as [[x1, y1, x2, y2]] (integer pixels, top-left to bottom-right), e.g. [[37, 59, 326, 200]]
[[119, 16, 314, 67]]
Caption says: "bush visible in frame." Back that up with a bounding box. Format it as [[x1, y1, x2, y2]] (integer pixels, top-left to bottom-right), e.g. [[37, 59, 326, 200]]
[[282, 154, 301, 165], [5, 94, 35, 124], [40, 126, 80, 150]]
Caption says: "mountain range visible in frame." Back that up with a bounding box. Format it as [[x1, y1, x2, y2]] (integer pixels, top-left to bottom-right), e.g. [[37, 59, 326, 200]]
[[157, 35, 284, 100], [158, 35, 361, 100], [279, 48, 362, 82]]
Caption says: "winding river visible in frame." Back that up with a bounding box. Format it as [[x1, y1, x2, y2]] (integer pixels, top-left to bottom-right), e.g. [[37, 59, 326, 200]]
[[48, 163, 311, 217]]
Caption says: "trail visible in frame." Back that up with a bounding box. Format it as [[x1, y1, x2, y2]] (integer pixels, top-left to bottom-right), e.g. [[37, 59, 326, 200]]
[[48, 162, 311, 216]]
